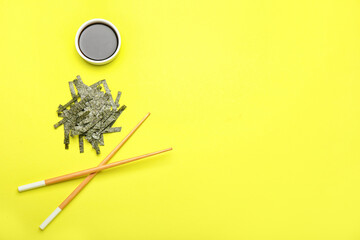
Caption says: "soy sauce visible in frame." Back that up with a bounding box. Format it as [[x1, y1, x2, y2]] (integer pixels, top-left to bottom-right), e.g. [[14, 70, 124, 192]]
[[78, 23, 118, 61]]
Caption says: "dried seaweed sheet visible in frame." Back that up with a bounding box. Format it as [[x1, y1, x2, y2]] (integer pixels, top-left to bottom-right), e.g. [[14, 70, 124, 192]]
[[55, 75, 126, 154]]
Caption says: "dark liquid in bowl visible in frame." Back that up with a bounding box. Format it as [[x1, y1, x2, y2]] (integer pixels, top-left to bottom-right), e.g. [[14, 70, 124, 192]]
[[79, 23, 118, 61]]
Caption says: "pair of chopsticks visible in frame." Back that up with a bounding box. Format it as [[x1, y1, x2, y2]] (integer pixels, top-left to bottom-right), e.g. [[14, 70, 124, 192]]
[[18, 113, 172, 230]]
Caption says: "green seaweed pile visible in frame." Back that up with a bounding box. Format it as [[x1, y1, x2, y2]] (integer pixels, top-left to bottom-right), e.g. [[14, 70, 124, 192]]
[[54, 75, 126, 154]]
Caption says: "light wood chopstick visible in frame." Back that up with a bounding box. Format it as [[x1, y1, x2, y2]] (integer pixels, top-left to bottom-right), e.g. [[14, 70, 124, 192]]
[[39, 112, 150, 230], [18, 148, 172, 191]]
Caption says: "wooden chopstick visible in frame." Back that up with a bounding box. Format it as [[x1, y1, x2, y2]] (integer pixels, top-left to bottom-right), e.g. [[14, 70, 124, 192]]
[[18, 148, 172, 191], [39, 112, 150, 230]]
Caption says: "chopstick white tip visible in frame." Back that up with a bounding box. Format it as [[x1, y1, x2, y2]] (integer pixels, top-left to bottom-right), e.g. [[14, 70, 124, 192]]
[[39, 207, 62, 230], [18, 180, 45, 192]]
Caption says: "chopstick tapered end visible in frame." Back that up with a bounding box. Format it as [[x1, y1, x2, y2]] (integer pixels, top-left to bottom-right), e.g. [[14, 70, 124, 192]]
[[18, 180, 46, 192], [39, 207, 62, 230]]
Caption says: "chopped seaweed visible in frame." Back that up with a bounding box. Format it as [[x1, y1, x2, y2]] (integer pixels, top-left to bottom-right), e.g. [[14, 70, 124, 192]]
[[55, 75, 126, 154]]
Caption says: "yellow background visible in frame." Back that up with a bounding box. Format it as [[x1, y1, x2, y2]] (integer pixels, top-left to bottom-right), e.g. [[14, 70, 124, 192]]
[[1, 0, 360, 239]]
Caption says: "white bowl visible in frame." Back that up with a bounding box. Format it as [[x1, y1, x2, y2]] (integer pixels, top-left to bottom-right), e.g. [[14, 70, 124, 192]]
[[75, 19, 121, 65]]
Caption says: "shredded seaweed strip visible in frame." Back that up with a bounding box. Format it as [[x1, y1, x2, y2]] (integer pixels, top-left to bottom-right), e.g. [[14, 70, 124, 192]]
[[55, 75, 126, 154]]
